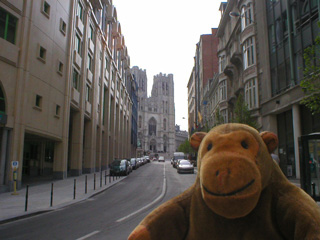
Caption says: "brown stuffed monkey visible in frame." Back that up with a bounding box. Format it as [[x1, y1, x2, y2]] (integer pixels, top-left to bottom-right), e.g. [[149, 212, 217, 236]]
[[128, 123, 320, 240]]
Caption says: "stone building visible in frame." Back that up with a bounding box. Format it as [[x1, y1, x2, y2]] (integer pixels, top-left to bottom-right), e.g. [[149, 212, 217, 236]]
[[0, 0, 137, 192], [175, 125, 189, 152], [189, 0, 320, 181], [188, 29, 219, 133], [132, 67, 175, 159]]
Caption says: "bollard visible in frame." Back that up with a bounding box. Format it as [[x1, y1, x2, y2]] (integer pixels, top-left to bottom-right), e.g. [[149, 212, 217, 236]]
[[312, 182, 316, 200], [100, 171, 102, 188], [109, 174, 111, 183], [105, 170, 107, 185], [25, 185, 29, 212], [94, 173, 96, 190], [12, 169, 19, 195], [50, 183, 54, 207], [113, 174, 114, 182], [85, 175, 87, 194], [73, 179, 76, 200]]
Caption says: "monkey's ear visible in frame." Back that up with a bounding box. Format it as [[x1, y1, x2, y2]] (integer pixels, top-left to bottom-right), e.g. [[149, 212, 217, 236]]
[[190, 132, 207, 151], [260, 131, 278, 153]]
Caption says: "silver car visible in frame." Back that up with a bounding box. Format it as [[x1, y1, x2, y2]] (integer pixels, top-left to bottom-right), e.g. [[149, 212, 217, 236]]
[[177, 160, 194, 174]]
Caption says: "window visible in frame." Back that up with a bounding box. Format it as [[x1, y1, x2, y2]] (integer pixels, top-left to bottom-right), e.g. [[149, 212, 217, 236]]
[[241, 3, 253, 31], [0, 7, 18, 44], [221, 109, 228, 123], [38, 45, 47, 62], [35, 95, 42, 108], [72, 68, 80, 90], [55, 105, 61, 116], [243, 37, 255, 69], [57, 61, 64, 75], [60, 18, 66, 35], [86, 84, 91, 102], [77, 1, 83, 21], [0, 87, 5, 113], [105, 56, 110, 71], [148, 118, 157, 136], [75, 34, 81, 54], [219, 55, 226, 73], [219, 80, 227, 101], [163, 119, 167, 131], [42, 1, 50, 18], [87, 54, 92, 71], [245, 78, 258, 109], [138, 116, 142, 128], [89, 25, 94, 40]]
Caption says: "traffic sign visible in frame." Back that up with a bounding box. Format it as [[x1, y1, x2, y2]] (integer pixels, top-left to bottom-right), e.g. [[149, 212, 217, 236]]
[[11, 161, 19, 169]]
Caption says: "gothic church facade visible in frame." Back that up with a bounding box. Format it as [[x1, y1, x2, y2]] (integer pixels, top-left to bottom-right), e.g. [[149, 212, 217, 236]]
[[131, 67, 175, 159]]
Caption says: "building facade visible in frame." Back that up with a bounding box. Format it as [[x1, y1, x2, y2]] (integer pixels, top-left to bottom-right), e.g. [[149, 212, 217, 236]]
[[189, 0, 320, 180], [188, 29, 219, 132], [132, 67, 175, 159], [175, 125, 189, 152], [0, 0, 137, 192]]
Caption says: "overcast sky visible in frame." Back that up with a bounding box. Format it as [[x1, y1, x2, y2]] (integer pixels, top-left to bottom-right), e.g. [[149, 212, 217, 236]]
[[113, 0, 222, 131]]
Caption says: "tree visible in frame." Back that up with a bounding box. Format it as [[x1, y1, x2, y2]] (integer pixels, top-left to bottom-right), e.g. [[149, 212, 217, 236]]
[[300, 22, 320, 115], [177, 139, 195, 155], [214, 107, 225, 127], [233, 93, 257, 129]]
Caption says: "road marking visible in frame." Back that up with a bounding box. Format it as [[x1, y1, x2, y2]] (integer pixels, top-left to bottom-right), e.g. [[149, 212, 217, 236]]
[[76, 230, 100, 240], [116, 163, 166, 223]]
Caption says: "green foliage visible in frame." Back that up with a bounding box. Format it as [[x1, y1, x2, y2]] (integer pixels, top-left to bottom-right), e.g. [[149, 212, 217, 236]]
[[233, 93, 257, 129], [300, 23, 320, 115], [214, 107, 225, 127], [177, 139, 195, 154]]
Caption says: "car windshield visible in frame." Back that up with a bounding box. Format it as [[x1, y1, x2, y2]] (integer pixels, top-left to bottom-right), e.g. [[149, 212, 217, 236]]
[[175, 156, 185, 160], [120, 160, 127, 165], [111, 160, 121, 166], [130, 159, 135, 163], [179, 160, 191, 165]]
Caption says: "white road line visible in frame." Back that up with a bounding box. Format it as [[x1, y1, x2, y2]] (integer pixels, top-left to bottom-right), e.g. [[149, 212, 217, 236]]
[[116, 163, 166, 223], [76, 230, 100, 240]]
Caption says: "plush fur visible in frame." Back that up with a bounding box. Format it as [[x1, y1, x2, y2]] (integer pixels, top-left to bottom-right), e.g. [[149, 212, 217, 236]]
[[128, 123, 320, 239]]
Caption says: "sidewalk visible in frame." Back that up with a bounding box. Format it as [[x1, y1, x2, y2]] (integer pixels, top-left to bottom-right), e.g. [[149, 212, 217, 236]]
[[0, 171, 126, 224]]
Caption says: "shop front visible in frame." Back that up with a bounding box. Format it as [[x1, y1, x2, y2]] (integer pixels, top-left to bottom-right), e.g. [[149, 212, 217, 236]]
[[299, 133, 320, 201]]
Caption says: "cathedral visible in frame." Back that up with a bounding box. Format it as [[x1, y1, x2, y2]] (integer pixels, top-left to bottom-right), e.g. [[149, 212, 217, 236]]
[[131, 66, 176, 159]]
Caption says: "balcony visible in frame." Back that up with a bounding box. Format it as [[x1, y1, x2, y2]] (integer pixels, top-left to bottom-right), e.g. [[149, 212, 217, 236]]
[[88, 38, 95, 54], [85, 101, 92, 115], [105, 68, 109, 80], [87, 68, 93, 84], [76, 16, 84, 36], [71, 88, 80, 105], [73, 50, 82, 69], [0, 38, 19, 66]]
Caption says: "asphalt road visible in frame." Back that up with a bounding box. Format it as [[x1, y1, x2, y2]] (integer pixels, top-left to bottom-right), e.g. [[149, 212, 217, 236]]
[[0, 161, 196, 240]]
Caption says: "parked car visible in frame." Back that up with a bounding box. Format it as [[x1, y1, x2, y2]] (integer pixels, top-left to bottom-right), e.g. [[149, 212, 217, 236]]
[[173, 153, 186, 168], [158, 156, 165, 162], [145, 156, 150, 163], [127, 159, 133, 173], [176, 160, 194, 174], [137, 158, 144, 166], [110, 159, 130, 176], [130, 158, 138, 170]]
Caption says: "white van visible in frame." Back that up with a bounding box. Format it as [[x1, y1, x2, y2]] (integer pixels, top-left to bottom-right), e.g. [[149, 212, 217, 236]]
[[158, 156, 165, 162]]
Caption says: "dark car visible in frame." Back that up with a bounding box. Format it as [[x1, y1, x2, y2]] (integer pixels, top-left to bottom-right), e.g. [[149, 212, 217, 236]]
[[110, 159, 130, 176], [176, 160, 194, 174]]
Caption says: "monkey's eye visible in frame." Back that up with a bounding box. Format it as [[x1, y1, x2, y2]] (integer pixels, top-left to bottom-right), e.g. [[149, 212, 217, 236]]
[[207, 143, 213, 151], [241, 140, 249, 149]]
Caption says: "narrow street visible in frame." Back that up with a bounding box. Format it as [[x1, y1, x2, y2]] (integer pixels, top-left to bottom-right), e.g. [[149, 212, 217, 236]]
[[0, 161, 196, 240]]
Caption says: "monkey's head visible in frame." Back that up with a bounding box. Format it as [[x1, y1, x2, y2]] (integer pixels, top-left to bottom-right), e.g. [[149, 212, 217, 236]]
[[190, 123, 278, 219]]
